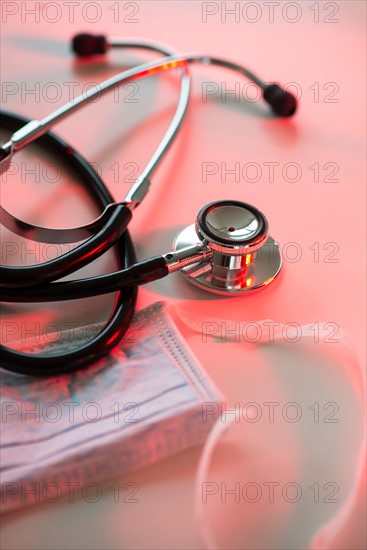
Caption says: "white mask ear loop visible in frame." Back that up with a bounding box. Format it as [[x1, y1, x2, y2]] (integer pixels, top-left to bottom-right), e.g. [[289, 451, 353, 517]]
[[194, 415, 236, 550], [193, 319, 366, 550]]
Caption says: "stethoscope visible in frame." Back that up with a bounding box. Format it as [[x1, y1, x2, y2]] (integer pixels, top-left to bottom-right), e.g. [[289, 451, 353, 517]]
[[0, 33, 297, 376]]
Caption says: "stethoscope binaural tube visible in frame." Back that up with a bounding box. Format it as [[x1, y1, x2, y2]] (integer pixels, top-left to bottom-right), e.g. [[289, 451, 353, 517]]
[[1, 34, 296, 248]]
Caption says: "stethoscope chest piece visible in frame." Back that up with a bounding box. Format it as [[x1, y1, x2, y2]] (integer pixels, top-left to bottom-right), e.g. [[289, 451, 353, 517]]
[[173, 200, 282, 295]]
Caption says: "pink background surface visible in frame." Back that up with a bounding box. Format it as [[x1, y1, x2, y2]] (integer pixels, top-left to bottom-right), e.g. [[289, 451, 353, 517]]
[[1, 1, 366, 548]]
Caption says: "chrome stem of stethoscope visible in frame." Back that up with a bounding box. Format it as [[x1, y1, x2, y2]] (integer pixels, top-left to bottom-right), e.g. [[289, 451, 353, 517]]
[[0, 45, 294, 208], [163, 243, 213, 273], [0, 54, 265, 151]]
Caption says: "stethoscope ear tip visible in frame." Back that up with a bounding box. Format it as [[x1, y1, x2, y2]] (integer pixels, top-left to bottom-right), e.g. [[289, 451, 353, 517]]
[[72, 33, 108, 57], [263, 84, 297, 117]]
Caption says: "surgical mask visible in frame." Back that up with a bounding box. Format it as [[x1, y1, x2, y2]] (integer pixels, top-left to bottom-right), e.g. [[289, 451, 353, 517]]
[[0, 301, 223, 513], [170, 307, 366, 550]]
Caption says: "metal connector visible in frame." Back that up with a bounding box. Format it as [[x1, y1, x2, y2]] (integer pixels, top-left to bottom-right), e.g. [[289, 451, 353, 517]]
[[0, 142, 13, 176], [122, 177, 151, 210], [163, 243, 212, 273]]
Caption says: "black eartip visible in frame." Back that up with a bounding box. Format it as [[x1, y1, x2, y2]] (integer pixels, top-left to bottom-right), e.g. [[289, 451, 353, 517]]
[[263, 84, 297, 117], [72, 33, 107, 57]]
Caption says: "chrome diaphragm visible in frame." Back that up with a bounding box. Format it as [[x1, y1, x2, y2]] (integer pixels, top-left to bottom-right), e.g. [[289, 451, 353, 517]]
[[173, 200, 282, 295]]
